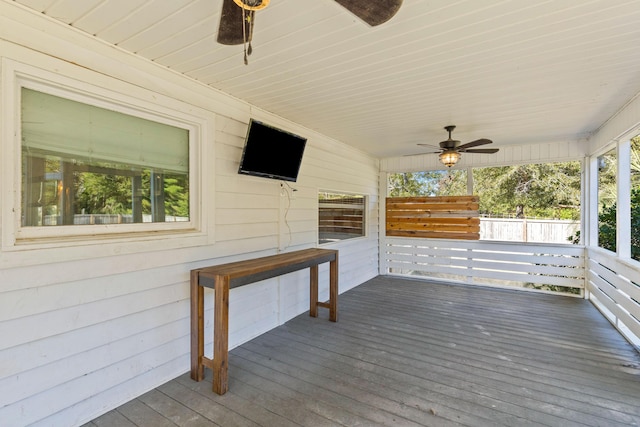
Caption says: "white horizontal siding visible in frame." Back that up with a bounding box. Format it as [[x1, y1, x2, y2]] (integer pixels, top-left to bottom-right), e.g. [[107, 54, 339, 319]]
[[0, 5, 379, 427]]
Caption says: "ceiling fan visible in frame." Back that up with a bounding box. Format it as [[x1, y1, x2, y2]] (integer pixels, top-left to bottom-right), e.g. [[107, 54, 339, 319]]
[[417, 125, 499, 167], [217, 0, 403, 64]]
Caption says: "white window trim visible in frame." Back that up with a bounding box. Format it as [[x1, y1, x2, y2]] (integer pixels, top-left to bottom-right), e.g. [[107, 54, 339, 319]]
[[318, 189, 368, 245], [1, 58, 213, 253]]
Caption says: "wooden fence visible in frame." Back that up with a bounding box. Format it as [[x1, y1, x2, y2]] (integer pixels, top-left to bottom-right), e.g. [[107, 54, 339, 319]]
[[481, 217, 579, 243], [386, 196, 480, 240]]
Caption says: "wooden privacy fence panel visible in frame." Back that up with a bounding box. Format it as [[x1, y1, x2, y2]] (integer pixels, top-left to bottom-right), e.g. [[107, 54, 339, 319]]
[[386, 196, 480, 240]]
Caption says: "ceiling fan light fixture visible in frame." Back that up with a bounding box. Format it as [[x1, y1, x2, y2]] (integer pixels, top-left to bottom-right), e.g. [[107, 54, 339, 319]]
[[439, 150, 461, 167], [233, 0, 269, 10]]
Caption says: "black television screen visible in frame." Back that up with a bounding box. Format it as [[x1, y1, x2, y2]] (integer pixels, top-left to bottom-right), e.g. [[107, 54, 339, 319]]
[[238, 119, 307, 182]]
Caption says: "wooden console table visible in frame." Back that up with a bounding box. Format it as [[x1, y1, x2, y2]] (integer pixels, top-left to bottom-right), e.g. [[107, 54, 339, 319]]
[[190, 248, 338, 395]]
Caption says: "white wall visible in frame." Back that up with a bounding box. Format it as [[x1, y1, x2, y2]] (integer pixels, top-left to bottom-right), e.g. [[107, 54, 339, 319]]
[[0, 3, 379, 426]]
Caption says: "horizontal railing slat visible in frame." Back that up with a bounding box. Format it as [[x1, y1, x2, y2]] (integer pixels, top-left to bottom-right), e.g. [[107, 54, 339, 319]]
[[589, 284, 640, 340], [383, 237, 585, 292]]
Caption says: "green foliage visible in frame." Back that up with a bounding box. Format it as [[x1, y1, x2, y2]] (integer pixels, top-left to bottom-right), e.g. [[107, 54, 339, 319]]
[[388, 170, 467, 197], [633, 137, 640, 260], [582, 185, 640, 261], [389, 162, 581, 219], [632, 136, 640, 179], [163, 175, 189, 217], [597, 150, 618, 217], [76, 172, 132, 214], [74, 165, 189, 218], [524, 283, 582, 295], [473, 162, 581, 219]]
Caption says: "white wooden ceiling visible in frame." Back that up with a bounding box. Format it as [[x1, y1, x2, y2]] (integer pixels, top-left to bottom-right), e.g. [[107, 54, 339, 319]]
[[12, 0, 640, 158]]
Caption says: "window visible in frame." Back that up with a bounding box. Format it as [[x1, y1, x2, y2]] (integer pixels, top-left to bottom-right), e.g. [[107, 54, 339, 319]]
[[597, 148, 617, 253], [318, 192, 366, 244], [21, 88, 189, 228], [1, 61, 207, 250]]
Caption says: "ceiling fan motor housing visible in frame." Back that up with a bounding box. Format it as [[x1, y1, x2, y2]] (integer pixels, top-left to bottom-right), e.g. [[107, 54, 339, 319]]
[[440, 125, 460, 149], [233, 0, 269, 11]]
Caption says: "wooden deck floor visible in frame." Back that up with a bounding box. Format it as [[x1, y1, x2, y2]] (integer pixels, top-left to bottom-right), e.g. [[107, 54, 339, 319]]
[[85, 276, 640, 427]]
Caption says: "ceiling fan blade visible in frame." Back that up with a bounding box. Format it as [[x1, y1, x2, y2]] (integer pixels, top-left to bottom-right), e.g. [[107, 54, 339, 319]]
[[456, 138, 493, 150], [333, 0, 403, 26], [404, 152, 436, 157], [461, 148, 500, 154], [217, 0, 253, 45], [417, 143, 441, 150]]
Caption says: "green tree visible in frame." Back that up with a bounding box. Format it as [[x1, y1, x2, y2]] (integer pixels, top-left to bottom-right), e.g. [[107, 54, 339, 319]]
[[594, 149, 618, 251], [473, 162, 581, 219], [388, 170, 466, 197], [597, 150, 617, 217], [163, 174, 189, 217], [389, 162, 581, 219], [76, 171, 132, 214], [76, 167, 189, 218], [633, 136, 640, 259], [584, 187, 640, 261], [632, 136, 640, 179]]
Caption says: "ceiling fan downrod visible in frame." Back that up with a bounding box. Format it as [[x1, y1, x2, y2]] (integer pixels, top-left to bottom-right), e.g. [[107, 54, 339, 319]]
[[233, 0, 269, 65], [444, 125, 456, 139]]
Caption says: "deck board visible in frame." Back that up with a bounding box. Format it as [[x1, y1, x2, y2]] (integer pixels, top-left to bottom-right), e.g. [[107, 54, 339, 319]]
[[84, 276, 640, 426]]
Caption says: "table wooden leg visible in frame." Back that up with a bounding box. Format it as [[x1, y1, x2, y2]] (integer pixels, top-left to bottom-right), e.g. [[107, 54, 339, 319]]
[[309, 265, 319, 317], [329, 258, 338, 322], [190, 270, 204, 381], [213, 275, 230, 395]]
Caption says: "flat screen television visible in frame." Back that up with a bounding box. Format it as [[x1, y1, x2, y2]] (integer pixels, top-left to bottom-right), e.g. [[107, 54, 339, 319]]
[[238, 119, 307, 182]]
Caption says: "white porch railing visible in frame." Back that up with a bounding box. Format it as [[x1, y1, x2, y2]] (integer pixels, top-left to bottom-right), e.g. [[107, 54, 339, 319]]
[[382, 237, 585, 296], [586, 247, 640, 348]]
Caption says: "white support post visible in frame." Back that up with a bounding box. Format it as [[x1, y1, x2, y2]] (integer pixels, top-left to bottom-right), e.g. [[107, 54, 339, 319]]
[[587, 156, 599, 248], [379, 171, 388, 275]]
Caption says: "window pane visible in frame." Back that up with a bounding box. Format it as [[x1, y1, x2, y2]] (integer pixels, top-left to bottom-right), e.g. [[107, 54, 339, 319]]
[[631, 135, 639, 261], [473, 162, 581, 243], [597, 149, 617, 252], [21, 88, 189, 227], [388, 170, 467, 197], [319, 192, 365, 244]]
